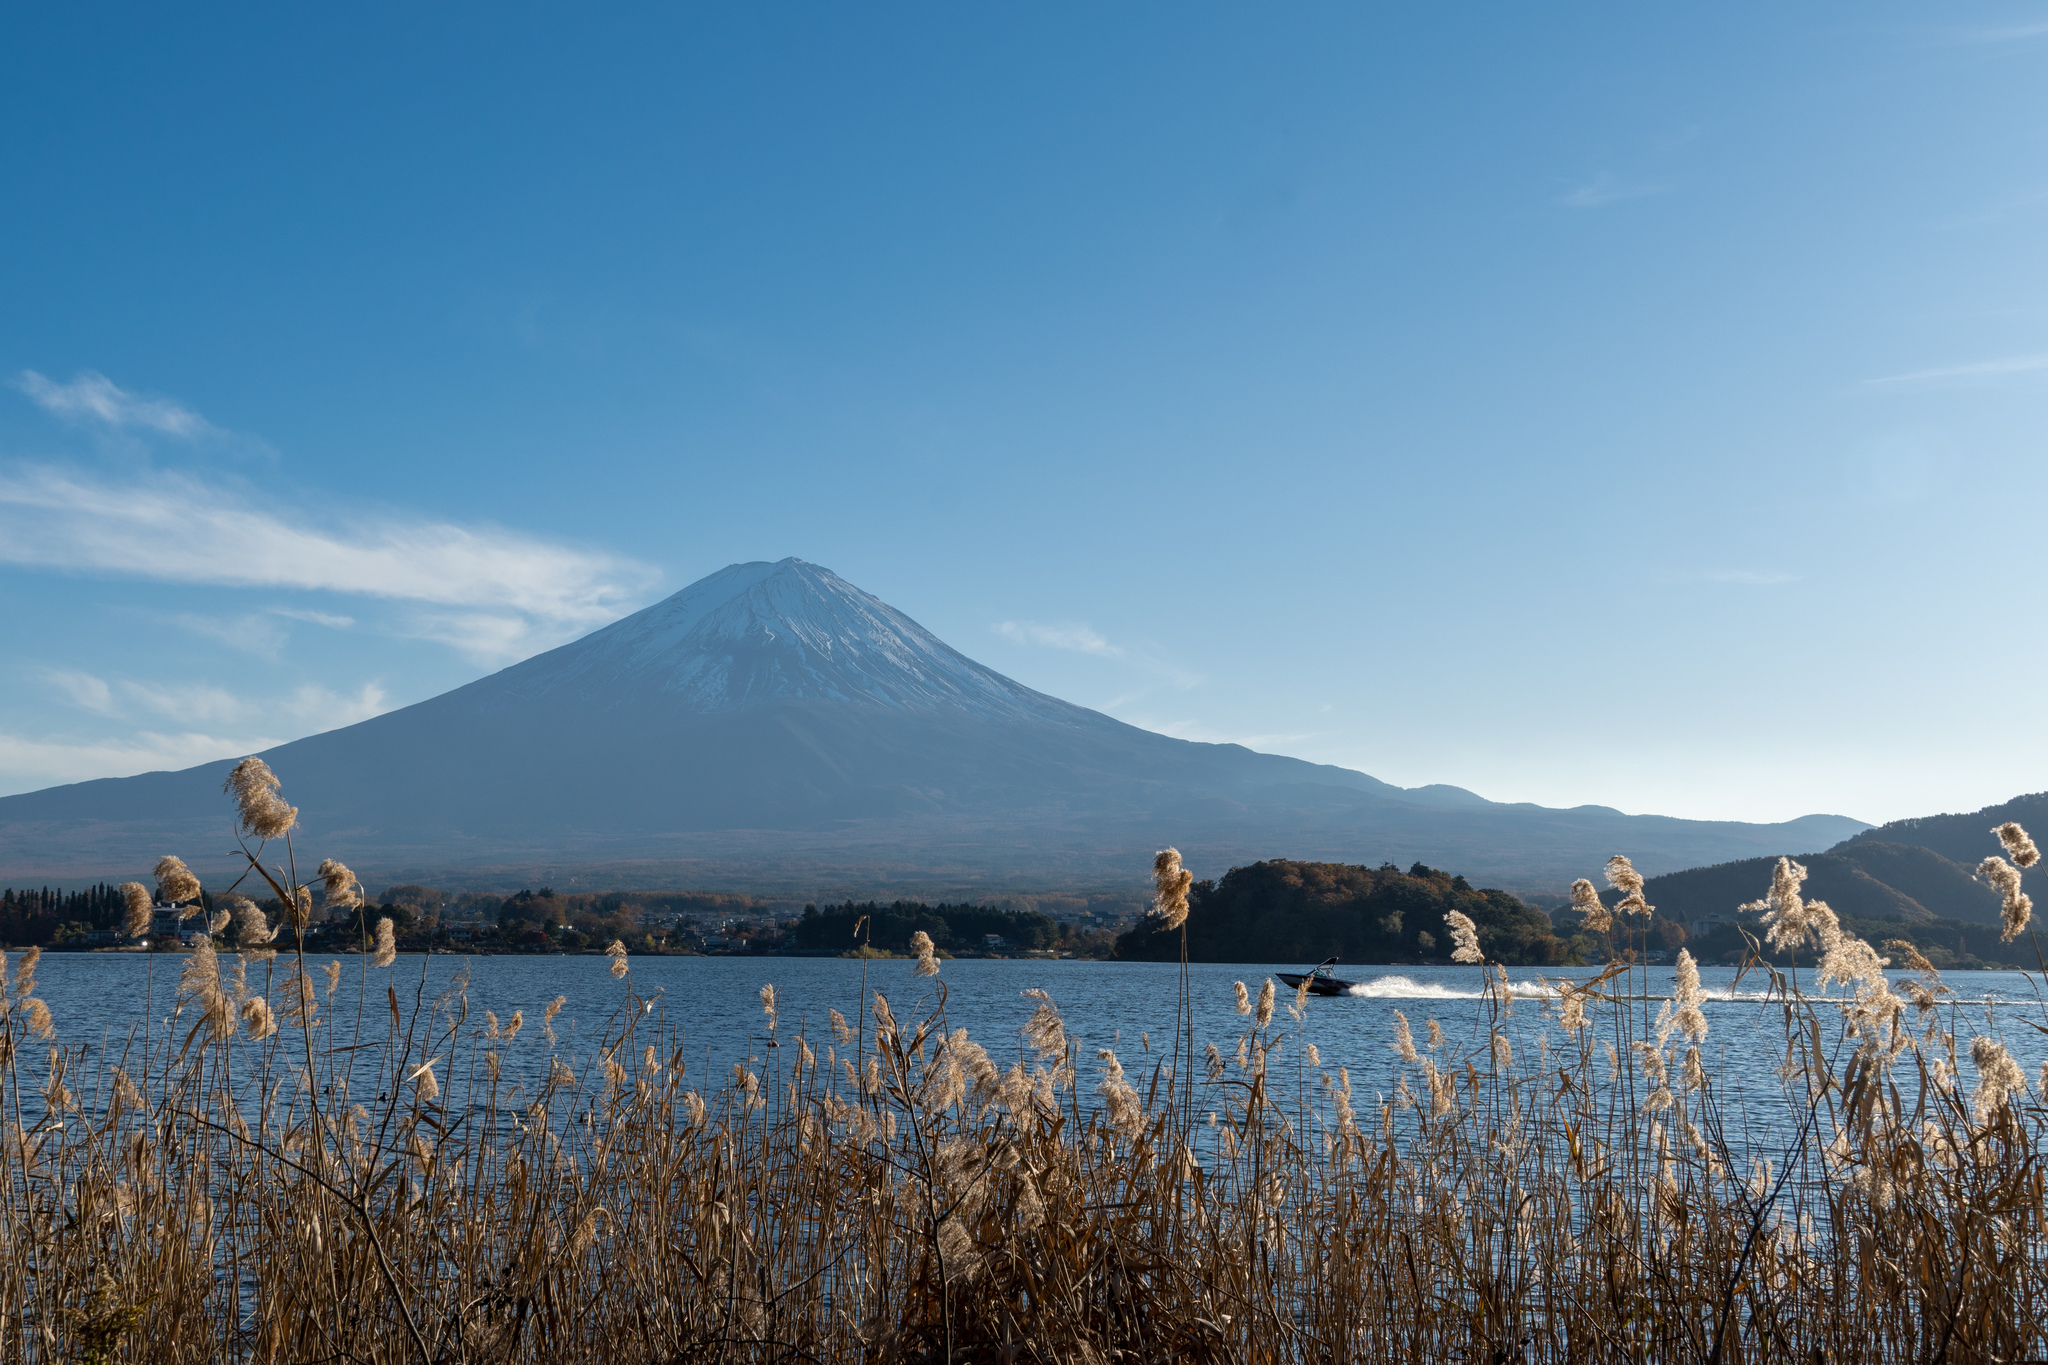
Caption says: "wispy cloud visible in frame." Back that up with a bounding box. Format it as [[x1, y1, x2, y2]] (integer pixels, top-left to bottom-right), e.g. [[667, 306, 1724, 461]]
[[0, 729, 287, 792], [1558, 174, 1673, 210], [270, 607, 355, 629], [283, 682, 389, 727], [39, 669, 116, 715], [163, 606, 357, 659], [39, 667, 390, 732], [12, 370, 218, 438], [994, 619, 1202, 688], [995, 620, 1121, 657], [0, 465, 659, 663], [1864, 353, 2048, 390], [169, 611, 292, 660]]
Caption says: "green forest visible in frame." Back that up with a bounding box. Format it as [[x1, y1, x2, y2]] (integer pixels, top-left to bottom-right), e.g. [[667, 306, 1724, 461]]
[[791, 900, 1066, 954], [1114, 859, 1576, 965], [0, 885, 132, 945]]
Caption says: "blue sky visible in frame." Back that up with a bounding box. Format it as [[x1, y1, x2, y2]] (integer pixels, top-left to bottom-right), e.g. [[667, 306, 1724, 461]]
[[3, 3, 2045, 825]]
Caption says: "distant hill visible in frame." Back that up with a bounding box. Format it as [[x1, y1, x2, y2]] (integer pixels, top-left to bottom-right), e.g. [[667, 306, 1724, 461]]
[[1627, 795, 2048, 969], [1642, 842, 2003, 928], [1115, 859, 1570, 966], [0, 557, 1869, 897], [1838, 793, 2048, 905]]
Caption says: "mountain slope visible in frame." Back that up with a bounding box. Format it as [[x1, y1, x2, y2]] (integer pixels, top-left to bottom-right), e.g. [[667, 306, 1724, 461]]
[[0, 558, 1868, 893], [1640, 842, 2004, 928], [1836, 793, 2048, 907]]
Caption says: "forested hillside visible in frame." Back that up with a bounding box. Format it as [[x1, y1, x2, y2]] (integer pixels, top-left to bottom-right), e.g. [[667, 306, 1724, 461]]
[[791, 901, 1064, 954], [1641, 842, 2002, 927], [1837, 794, 2048, 904], [1114, 860, 1572, 965]]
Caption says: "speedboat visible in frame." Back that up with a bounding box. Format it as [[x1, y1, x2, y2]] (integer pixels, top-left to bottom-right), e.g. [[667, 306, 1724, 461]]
[[1275, 957, 1356, 997]]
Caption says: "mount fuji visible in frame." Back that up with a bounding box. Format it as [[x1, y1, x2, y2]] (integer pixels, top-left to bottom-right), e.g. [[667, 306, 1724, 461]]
[[0, 558, 1867, 894]]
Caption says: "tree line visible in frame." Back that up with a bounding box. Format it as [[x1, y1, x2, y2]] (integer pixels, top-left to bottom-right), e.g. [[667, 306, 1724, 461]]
[[1114, 860, 1579, 965], [793, 901, 1067, 954], [0, 885, 137, 946]]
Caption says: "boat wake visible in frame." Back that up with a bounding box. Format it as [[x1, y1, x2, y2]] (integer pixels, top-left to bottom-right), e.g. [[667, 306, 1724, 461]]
[[1340, 975, 1780, 1003], [1341, 975, 1554, 1000]]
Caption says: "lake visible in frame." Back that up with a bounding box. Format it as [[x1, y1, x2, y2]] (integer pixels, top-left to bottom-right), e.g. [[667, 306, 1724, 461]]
[[20, 950, 2047, 1144]]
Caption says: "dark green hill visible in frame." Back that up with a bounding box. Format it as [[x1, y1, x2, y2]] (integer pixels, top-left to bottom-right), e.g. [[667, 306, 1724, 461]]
[[1115, 859, 1570, 966], [1835, 794, 2048, 906], [1642, 842, 2002, 928], [1831, 841, 2007, 922]]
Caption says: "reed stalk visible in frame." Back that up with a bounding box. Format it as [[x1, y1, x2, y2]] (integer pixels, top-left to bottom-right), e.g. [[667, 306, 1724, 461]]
[[4, 791, 2045, 1361]]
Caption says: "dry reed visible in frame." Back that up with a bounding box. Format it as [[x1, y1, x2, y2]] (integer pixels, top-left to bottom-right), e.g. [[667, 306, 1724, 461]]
[[3, 788, 2046, 1362]]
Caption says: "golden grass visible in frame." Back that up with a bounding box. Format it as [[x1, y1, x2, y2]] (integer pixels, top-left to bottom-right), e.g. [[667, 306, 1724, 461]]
[[5, 795, 2047, 1361]]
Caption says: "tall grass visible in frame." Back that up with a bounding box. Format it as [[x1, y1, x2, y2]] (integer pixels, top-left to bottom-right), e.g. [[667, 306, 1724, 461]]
[[5, 776, 2046, 1361]]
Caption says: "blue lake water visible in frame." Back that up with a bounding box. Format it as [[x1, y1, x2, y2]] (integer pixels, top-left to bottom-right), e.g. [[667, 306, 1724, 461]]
[[21, 951, 2048, 1147]]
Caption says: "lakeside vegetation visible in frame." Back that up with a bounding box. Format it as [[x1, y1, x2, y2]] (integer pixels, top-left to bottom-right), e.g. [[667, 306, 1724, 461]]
[[0, 883, 1126, 958], [1114, 859, 1586, 965], [3, 763, 2046, 1359], [1107, 854, 2043, 972], [792, 900, 1119, 957]]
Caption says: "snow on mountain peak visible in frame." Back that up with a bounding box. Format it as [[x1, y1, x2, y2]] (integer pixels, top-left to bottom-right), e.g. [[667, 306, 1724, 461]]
[[480, 557, 1083, 721]]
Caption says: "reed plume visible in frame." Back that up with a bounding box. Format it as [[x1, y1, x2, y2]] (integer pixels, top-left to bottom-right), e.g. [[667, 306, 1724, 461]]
[[1816, 932, 1889, 996], [1556, 984, 1588, 1032], [1672, 948, 1707, 1042], [279, 964, 318, 1028], [1883, 937, 1942, 983], [1978, 854, 2034, 941], [227, 895, 278, 959], [1444, 910, 1482, 964], [1150, 847, 1194, 929], [1748, 856, 1838, 951], [177, 939, 234, 1042], [909, 930, 939, 977], [1603, 854, 1655, 920], [608, 939, 630, 979], [1095, 1048, 1145, 1139], [1233, 980, 1251, 1015], [1569, 876, 1611, 933], [154, 854, 201, 905], [371, 917, 396, 968], [1995, 820, 2041, 868], [1969, 1036, 2027, 1120], [1021, 989, 1066, 1056], [223, 755, 296, 839], [317, 859, 361, 910], [406, 1057, 441, 1103], [239, 996, 276, 1040], [119, 881, 151, 938], [1255, 977, 1275, 1030]]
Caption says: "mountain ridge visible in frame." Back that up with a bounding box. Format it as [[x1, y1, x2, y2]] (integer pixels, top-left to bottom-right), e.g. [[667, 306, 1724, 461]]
[[0, 558, 1869, 893]]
